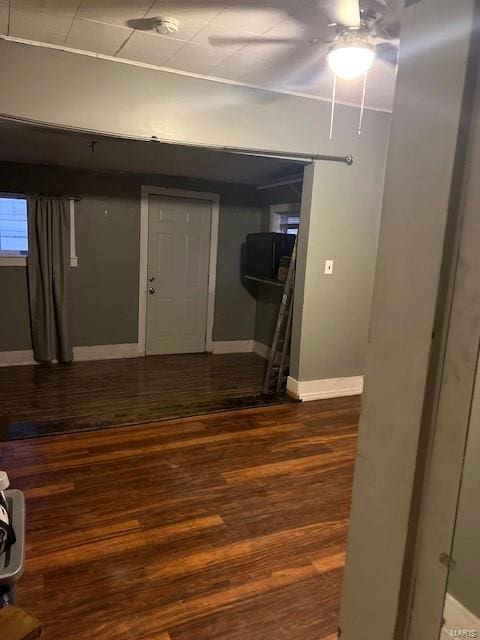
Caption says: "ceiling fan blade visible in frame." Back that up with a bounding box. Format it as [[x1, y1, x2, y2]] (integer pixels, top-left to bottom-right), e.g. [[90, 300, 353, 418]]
[[209, 36, 303, 47], [321, 0, 361, 27], [375, 42, 399, 66]]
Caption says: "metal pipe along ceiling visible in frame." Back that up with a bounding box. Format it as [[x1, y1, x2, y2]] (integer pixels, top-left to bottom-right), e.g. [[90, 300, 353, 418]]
[[0, 113, 354, 167]]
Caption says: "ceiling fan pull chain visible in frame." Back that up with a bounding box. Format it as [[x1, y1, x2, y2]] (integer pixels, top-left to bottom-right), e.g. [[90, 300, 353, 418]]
[[358, 71, 368, 137], [329, 74, 337, 141]]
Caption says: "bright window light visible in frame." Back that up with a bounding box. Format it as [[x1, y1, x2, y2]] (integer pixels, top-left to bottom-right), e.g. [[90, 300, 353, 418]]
[[0, 197, 28, 255], [327, 45, 375, 80]]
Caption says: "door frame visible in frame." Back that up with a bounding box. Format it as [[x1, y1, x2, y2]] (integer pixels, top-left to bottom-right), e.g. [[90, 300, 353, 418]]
[[138, 185, 220, 356]]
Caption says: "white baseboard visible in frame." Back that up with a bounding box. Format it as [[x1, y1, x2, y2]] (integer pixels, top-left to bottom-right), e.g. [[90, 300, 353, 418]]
[[73, 343, 139, 362], [0, 350, 36, 366], [441, 594, 480, 639], [253, 341, 270, 359], [211, 340, 254, 354], [0, 343, 140, 366], [253, 340, 287, 366], [286, 375, 364, 401]]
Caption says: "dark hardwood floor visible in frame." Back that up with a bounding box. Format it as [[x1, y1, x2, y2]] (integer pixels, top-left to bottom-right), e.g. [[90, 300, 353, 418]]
[[0, 353, 290, 439], [1, 396, 360, 640]]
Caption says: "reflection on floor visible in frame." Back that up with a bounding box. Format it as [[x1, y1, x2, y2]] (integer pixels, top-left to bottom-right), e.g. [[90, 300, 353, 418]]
[[0, 353, 292, 439], [2, 396, 360, 640]]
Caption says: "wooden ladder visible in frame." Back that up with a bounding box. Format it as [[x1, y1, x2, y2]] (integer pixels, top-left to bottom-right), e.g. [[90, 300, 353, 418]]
[[262, 238, 297, 395]]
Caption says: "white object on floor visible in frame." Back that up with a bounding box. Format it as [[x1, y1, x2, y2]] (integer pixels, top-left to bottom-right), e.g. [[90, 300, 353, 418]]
[[0, 471, 12, 555], [0, 472, 9, 491]]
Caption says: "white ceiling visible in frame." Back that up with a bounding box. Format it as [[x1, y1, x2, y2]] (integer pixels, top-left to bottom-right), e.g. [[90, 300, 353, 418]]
[[0, 1, 401, 110], [0, 121, 304, 186]]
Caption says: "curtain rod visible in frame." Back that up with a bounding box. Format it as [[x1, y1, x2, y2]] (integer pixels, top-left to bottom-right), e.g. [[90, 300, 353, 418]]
[[230, 149, 353, 165], [183, 143, 354, 165], [1, 191, 81, 202], [0, 114, 354, 166], [149, 135, 354, 165]]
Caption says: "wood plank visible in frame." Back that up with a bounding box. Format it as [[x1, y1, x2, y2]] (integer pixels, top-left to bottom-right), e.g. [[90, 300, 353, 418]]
[[22, 483, 75, 499], [1, 397, 360, 640], [28, 515, 225, 571], [222, 449, 353, 484], [146, 519, 347, 582], [8, 423, 301, 479], [312, 551, 347, 574], [0, 353, 275, 437]]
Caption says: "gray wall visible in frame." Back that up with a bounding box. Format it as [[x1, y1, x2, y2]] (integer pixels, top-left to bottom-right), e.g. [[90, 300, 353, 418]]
[[291, 106, 390, 382], [0, 39, 378, 157], [254, 290, 283, 348], [0, 39, 392, 383], [213, 204, 262, 341], [0, 162, 260, 350], [339, 0, 477, 637], [449, 353, 480, 618]]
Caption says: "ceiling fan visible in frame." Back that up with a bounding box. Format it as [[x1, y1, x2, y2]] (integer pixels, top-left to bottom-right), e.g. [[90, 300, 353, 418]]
[[208, 0, 400, 83]]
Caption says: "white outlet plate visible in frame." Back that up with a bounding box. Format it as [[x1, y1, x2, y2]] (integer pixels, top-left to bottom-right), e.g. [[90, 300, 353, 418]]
[[325, 259, 334, 275]]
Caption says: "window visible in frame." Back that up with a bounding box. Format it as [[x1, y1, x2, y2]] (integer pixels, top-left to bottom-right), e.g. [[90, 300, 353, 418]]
[[0, 197, 28, 255], [270, 204, 301, 236], [278, 215, 300, 235], [0, 195, 78, 266]]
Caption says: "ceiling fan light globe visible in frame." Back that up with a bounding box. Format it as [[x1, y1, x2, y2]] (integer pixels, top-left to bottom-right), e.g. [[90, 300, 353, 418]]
[[327, 45, 375, 79]]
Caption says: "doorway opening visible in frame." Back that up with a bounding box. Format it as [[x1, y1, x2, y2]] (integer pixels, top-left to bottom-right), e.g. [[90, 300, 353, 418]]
[[0, 121, 305, 438]]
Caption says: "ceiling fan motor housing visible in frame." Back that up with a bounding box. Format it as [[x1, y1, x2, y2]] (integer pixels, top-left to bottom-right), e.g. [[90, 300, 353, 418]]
[[334, 27, 374, 50]]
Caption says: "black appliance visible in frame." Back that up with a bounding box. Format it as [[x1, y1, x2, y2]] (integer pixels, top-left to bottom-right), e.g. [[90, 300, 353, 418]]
[[245, 232, 295, 281]]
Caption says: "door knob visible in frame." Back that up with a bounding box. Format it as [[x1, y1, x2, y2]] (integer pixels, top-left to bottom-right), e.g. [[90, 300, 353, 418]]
[[149, 287, 155, 294]]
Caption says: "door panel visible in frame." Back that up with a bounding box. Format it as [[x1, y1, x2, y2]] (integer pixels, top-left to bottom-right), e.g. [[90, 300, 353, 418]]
[[146, 195, 211, 355]]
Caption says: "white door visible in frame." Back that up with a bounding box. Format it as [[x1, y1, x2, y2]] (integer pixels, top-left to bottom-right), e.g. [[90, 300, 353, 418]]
[[146, 195, 212, 355]]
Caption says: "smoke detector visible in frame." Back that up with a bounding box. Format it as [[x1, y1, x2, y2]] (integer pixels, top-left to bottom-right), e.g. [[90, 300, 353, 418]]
[[154, 17, 180, 36]]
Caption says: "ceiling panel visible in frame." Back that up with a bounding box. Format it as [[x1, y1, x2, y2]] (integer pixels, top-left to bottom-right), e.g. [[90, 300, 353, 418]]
[[243, 58, 282, 87], [211, 49, 267, 82], [77, 0, 153, 28], [190, 23, 258, 52], [146, 1, 226, 23], [9, 8, 75, 45], [146, 16, 207, 42], [2, 0, 400, 111], [265, 2, 332, 41], [210, 3, 289, 34], [11, 0, 80, 14], [0, 1, 9, 34], [117, 30, 186, 66], [65, 18, 132, 55], [261, 18, 308, 41], [239, 39, 298, 64], [165, 41, 232, 74]]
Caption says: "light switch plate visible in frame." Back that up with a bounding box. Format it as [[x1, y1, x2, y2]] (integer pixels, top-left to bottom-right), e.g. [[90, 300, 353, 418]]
[[325, 259, 334, 275]]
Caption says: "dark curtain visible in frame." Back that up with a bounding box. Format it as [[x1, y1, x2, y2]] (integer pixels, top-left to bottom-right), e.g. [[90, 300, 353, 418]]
[[27, 197, 73, 364]]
